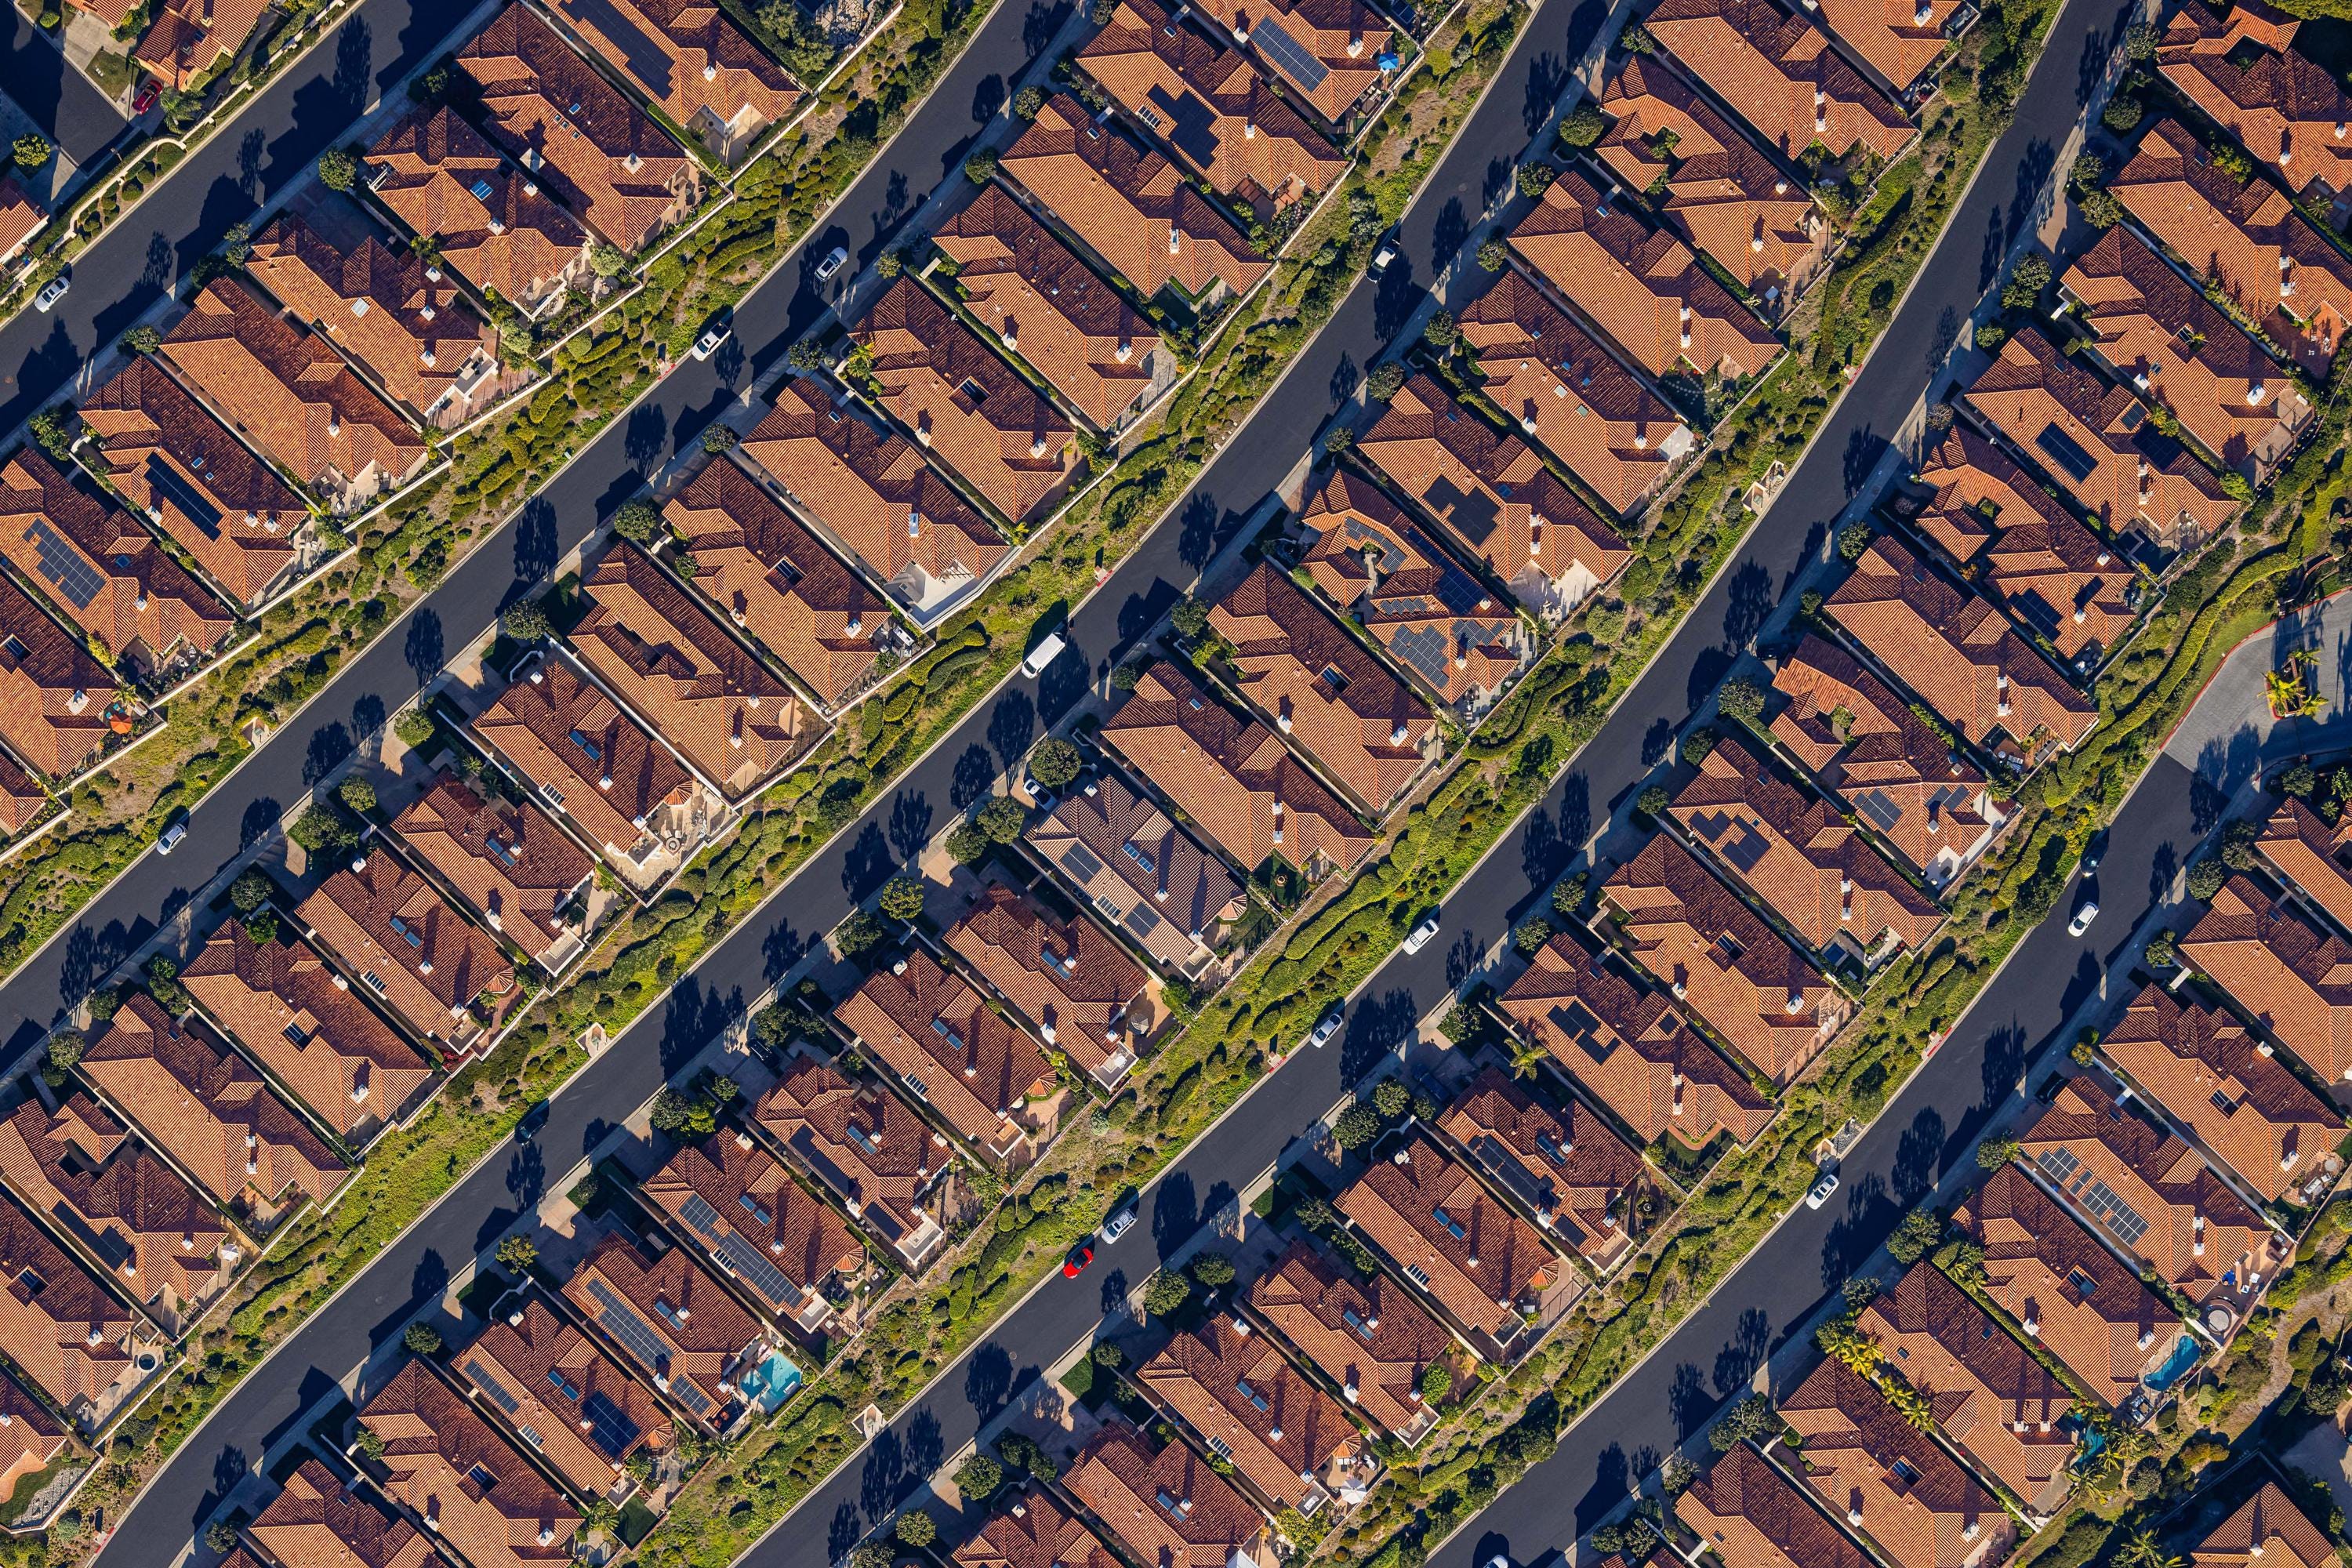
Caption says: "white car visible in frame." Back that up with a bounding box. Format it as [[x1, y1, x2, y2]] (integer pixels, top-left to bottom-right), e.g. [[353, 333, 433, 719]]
[[1804, 1172, 1840, 1210], [2068, 900, 2100, 937], [1307, 1004, 1342, 1049], [815, 245, 850, 281], [1401, 912, 1439, 954], [154, 820, 187, 856], [34, 275, 68, 312], [1021, 631, 1066, 678], [1101, 1200, 1138, 1243], [691, 325, 728, 361]]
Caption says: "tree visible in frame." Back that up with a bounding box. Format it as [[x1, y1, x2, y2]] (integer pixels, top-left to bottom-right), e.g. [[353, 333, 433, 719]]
[[1559, 104, 1605, 149], [954, 1451, 1003, 1500], [1515, 162, 1556, 198], [1618, 20, 1655, 51], [2103, 95, 2143, 132], [1817, 1316, 1879, 1376], [289, 804, 356, 855], [2221, 818, 2261, 871], [2187, 858, 2228, 901], [1419, 1362, 1453, 1403], [945, 823, 989, 865], [964, 149, 1000, 185], [649, 1087, 702, 1134], [878, 874, 926, 922], [2122, 18, 2158, 58], [2143, 928, 2178, 968], [2067, 152, 2103, 191], [1886, 1208, 1943, 1264], [1680, 726, 1717, 765], [45, 1028, 85, 1073], [354, 1424, 387, 1459], [1836, 522, 1874, 561], [1513, 914, 1554, 953], [314, 147, 358, 191], [1708, 1393, 1775, 1452], [1142, 1270, 1192, 1316], [976, 795, 1028, 844], [848, 1543, 890, 1568], [229, 868, 274, 913], [2116, 1532, 2182, 1568], [2001, 253, 2051, 313], [1551, 873, 1586, 920], [1323, 424, 1356, 456], [1029, 737, 1082, 789], [1013, 85, 1045, 118], [836, 909, 887, 956], [499, 601, 550, 642], [1975, 1135, 2018, 1171], [1171, 595, 1210, 638], [1333, 1102, 1383, 1150], [337, 775, 377, 815], [1372, 1079, 1410, 1120], [403, 1322, 442, 1355], [894, 1511, 937, 1548], [204, 1521, 239, 1552], [1367, 361, 1406, 401], [1943, 1240, 1986, 1286], [1091, 1340, 1124, 1369], [1636, 784, 1669, 819], [589, 241, 630, 278], [1716, 677, 1765, 726], [787, 338, 827, 372], [121, 324, 161, 355], [1190, 1250, 1236, 1287], [495, 1235, 538, 1275], [1475, 238, 1508, 271], [702, 424, 739, 455], [1111, 661, 1145, 691], [2281, 760, 2319, 799], [612, 498, 661, 543], [395, 707, 437, 749], [1423, 309, 1457, 349], [2078, 188, 2125, 228]]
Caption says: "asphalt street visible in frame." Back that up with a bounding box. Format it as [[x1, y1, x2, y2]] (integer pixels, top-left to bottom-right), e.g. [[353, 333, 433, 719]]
[[2, 5, 127, 166]]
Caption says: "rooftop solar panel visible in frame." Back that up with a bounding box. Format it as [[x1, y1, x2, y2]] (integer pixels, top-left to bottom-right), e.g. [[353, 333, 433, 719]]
[[578, 1389, 641, 1460], [1853, 790, 1902, 832], [465, 1357, 524, 1417], [583, 1276, 712, 1416], [680, 1192, 803, 1310], [25, 521, 105, 611], [1059, 842, 1106, 884], [1124, 903, 1162, 942], [1250, 16, 1330, 93], [2033, 423, 2100, 486]]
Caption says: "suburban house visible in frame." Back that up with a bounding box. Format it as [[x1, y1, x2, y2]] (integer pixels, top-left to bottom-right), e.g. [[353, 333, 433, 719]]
[[296, 845, 521, 1058], [130, 0, 271, 89], [1676, 1444, 1875, 1568], [1778, 1358, 2015, 1568], [364, 106, 596, 315], [1025, 770, 1247, 977], [0, 579, 114, 781], [1203, 0, 1393, 127], [0, 1367, 64, 1512], [389, 773, 596, 972], [1809, 0, 1964, 93], [2191, 1483, 2337, 1568], [1062, 1414, 1276, 1568], [355, 1359, 583, 1568], [1134, 1312, 1376, 1515], [1639, 0, 1915, 158], [1240, 1237, 1454, 1446], [834, 949, 1060, 1167], [753, 1052, 949, 1272], [2180, 873, 2352, 1086], [546, 0, 801, 162], [2256, 795, 2352, 938], [942, 883, 1150, 1092], [452, 1292, 676, 1504], [1436, 1065, 1643, 1273], [562, 1227, 768, 1434], [953, 1487, 1127, 1568], [0, 1193, 154, 1431], [244, 1459, 444, 1568], [640, 1127, 864, 1338], [2158, 0, 2352, 210]]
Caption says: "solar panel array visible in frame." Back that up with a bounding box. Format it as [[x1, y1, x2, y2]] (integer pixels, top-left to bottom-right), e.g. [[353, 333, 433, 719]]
[[1060, 842, 1107, 884], [2034, 423, 2100, 486], [1249, 16, 1329, 92], [583, 1276, 712, 1415], [679, 1192, 801, 1311], [578, 1389, 641, 1461], [466, 1357, 524, 1417], [2035, 1146, 2151, 1247], [26, 522, 105, 610]]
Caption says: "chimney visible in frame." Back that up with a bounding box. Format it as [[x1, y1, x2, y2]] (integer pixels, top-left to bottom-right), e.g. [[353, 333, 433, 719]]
[[2248, 380, 2268, 406], [704, 62, 718, 79], [1785, 991, 1805, 1015], [1270, 798, 1284, 845], [2281, 255, 2296, 298], [1995, 671, 2011, 717]]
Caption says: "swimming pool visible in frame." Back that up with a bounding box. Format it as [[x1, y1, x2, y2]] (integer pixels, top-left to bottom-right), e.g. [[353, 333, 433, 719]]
[[743, 1348, 803, 1414], [2143, 1334, 2201, 1392]]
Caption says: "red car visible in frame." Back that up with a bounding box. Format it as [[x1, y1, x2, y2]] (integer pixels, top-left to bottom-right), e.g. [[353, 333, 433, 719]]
[[132, 81, 159, 114], [1062, 1243, 1094, 1278]]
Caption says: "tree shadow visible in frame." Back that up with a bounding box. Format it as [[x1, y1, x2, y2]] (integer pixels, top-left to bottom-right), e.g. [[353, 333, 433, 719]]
[[1176, 492, 1221, 571], [840, 818, 896, 902], [1977, 201, 2007, 292], [2076, 21, 2110, 106], [760, 914, 808, 983], [1330, 353, 1361, 405], [658, 973, 745, 1074], [1665, 1360, 1714, 1438], [889, 792, 935, 862], [512, 498, 558, 590], [404, 608, 443, 685], [1640, 717, 1675, 767], [964, 1341, 1014, 1421], [1338, 987, 1419, 1083], [505, 1138, 544, 1208], [1892, 1105, 1946, 1202], [143, 230, 173, 289], [1711, 1307, 1771, 1395], [624, 404, 669, 470], [987, 688, 1036, 768], [1842, 424, 1886, 499], [1152, 1171, 1196, 1263], [1719, 559, 1776, 652], [332, 16, 372, 111], [1431, 197, 1470, 277], [971, 74, 1006, 126], [1521, 47, 1570, 135], [303, 721, 353, 786], [949, 745, 997, 811], [239, 796, 282, 848]]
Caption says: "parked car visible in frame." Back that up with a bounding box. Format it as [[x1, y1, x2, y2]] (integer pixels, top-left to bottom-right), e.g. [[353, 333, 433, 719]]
[[1101, 1198, 1138, 1244], [1062, 1243, 1094, 1278], [154, 818, 187, 856], [1022, 631, 1066, 679], [1805, 1171, 1840, 1210], [691, 323, 728, 361], [34, 274, 68, 312], [132, 81, 159, 115], [815, 245, 850, 281], [1306, 1003, 1343, 1050], [1401, 910, 1439, 954], [2068, 899, 2100, 937]]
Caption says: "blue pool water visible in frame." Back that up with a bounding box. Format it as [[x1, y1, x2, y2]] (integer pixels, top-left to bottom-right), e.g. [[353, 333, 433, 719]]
[[744, 1349, 803, 1413], [2143, 1334, 2201, 1392]]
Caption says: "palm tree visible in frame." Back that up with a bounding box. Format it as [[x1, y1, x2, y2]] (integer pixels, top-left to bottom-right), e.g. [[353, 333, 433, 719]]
[[2117, 1530, 2183, 1568], [1508, 1036, 1548, 1079]]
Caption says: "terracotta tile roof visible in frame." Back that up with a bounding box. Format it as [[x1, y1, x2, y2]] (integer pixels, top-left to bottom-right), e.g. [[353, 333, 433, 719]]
[[0, 575, 112, 781], [954, 1486, 1126, 1568], [0, 1189, 141, 1423], [390, 771, 593, 964], [1640, 0, 1914, 158], [365, 107, 593, 314], [1951, 1164, 2177, 1408], [473, 652, 697, 870], [542, 0, 800, 149], [133, 0, 269, 89], [2099, 979, 2343, 1204], [1824, 535, 2096, 760], [1063, 1415, 1269, 1568], [571, 543, 808, 799], [0, 176, 44, 267], [563, 1229, 764, 1428], [0, 1091, 224, 1333], [81, 993, 349, 1214], [836, 949, 1054, 1159], [739, 377, 1010, 620], [1099, 659, 1374, 875], [1458, 266, 1691, 517], [0, 448, 233, 674], [2181, 873, 2352, 1085], [296, 848, 517, 1053], [753, 1055, 945, 1259], [2158, 0, 2352, 204], [1506, 168, 1781, 382], [456, 4, 699, 253], [1767, 632, 1998, 884], [2016, 1075, 2282, 1298], [1135, 1312, 1364, 1511], [358, 1359, 581, 1568], [248, 1458, 442, 1568], [79, 357, 305, 610], [1027, 771, 1245, 971], [2192, 1482, 2337, 1568], [0, 751, 45, 837], [1497, 924, 1773, 1148], [1676, 1443, 1872, 1568], [1200, 0, 1390, 125], [1208, 562, 1438, 814], [0, 1362, 64, 1497], [1335, 1128, 1564, 1346], [1906, 423, 2137, 664], [2257, 795, 2352, 940], [245, 198, 503, 425], [1240, 1237, 1450, 1441], [2111, 115, 2352, 376], [1077, 0, 1345, 212], [1815, 0, 1960, 90], [1599, 833, 1849, 1082], [641, 1127, 863, 1320], [1357, 372, 1630, 617], [1779, 1357, 2013, 1568], [1857, 1262, 2076, 1517], [182, 917, 434, 1141], [1294, 468, 1525, 710], [1000, 94, 1270, 305], [1437, 1065, 1642, 1271], [932, 185, 1165, 431], [1596, 54, 1828, 301], [942, 883, 1148, 1084], [455, 1294, 675, 1498]]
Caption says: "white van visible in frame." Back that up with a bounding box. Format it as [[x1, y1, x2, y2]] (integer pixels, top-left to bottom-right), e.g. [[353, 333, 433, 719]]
[[1022, 632, 1066, 678]]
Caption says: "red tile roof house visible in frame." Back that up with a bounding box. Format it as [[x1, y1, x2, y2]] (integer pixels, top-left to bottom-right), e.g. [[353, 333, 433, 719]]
[[1436, 1064, 1643, 1273], [0, 576, 116, 782], [999, 93, 1271, 310], [365, 105, 596, 318], [1768, 632, 2004, 887], [132, 0, 272, 90], [0, 1091, 231, 1338], [1640, 0, 1915, 160], [955, 1484, 1128, 1568], [848, 280, 1078, 528], [2180, 873, 2352, 1087], [1239, 1236, 1456, 1446], [79, 993, 349, 1227], [356, 1359, 583, 1568], [739, 377, 1011, 628], [1506, 169, 1782, 384], [943, 883, 1150, 1091], [1675, 1443, 1875, 1568], [1294, 467, 1530, 715], [932, 185, 1168, 434], [2057, 226, 2313, 489], [1077, 0, 1347, 219], [1062, 1412, 1276, 1568], [0, 448, 234, 684], [2016, 1075, 2286, 1307], [1951, 1163, 2183, 1408], [1824, 535, 2096, 766], [1808, 0, 1965, 97], [78, 357, 310, 612], [0, 1365, 64, 1506], [2111, 115, 2352, 379], [1595, 53, 1831, 310], [1099, 659, 1375, 878], [640, 1126, 863, 1338], [543, 0, 801, 164], [1334, 1128, 1580, 1361], [456, 4, 702, 255], [246, 1458, 448, 1568], [563, 1226, 771, 1433], [2257, 793, 2352, 940], [1356, 373, 1631, 620], [0, 1189, 157, 1431], [1026, 769, 1247, 977], [753, 1051, 949, 1272], [1777, 1357, 2016, 1568], [1457, 266, 1693, 518], [569, 543, 811, 801], [454, 1291, 676, 1505], [1497, 924, 1776, 1150], [1665, 732, 1945, 971], [837, 948, 1062, 1168], [390, 771, 597, 972], [296, 844, 521, 1060], [2098, 980, 2344, 1207], [0, 751, 49, 839], [1134, 1312, 1377, 1515], [181, 916, 437, 1145], [2191, 1482, 2339, 1568], [1200, 0, 1392, 130], [1599, 833, 1852, 1084], [0, 176, 46, 272], [1208, 562, 1441, 817], [1856, 1262, 2077, 1520], [2158, 0, 2352, 215]]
